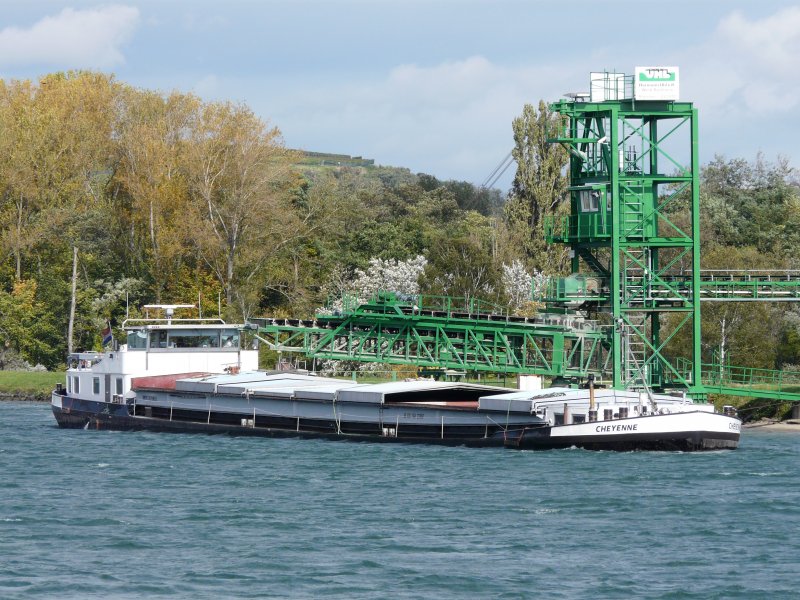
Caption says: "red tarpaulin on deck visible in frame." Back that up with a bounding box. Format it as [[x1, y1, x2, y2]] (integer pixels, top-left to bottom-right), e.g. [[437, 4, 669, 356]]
[[132, 373, 210, 391]]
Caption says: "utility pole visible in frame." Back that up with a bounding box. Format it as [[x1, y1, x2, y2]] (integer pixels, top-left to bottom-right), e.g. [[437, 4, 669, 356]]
[[68, 246, 78, 354]]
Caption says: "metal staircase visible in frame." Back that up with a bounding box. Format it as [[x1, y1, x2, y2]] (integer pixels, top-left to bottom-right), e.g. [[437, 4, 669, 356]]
[[621, 316, 648, 388], [621, 181, 646, 238], [622, 248, 648, 306]]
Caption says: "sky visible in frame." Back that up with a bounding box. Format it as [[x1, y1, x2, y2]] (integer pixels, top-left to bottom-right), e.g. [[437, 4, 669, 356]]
[[1, 0, 799, 189]]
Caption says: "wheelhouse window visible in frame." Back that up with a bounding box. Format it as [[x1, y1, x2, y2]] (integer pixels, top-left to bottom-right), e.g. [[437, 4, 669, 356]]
[[149, 330, 168, 348], [72, 376, 80, 394], [221, 330, 240, 348], [127, 329, 148, 350], [115, 377, 123, 395], [169, 329, 221, 348], [137, 327, 239, 350]]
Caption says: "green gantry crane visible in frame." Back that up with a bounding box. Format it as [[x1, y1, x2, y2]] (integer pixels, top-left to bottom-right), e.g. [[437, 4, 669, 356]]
[[544, 69, 704, 394], [251, 293, 610, 379], [256, 68, 800, 402]]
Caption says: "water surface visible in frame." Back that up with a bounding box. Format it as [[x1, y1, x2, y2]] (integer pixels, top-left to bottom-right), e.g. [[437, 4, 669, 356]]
[[1, 402, 797, 598]]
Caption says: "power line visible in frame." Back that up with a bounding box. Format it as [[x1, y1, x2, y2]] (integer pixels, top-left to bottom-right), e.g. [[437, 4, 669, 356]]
[[481, 150, 514, 189]]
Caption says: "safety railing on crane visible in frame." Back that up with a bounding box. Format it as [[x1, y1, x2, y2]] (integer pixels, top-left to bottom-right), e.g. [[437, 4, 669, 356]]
[[537, 269, 800, 306], [544, 213, 612, 243], [673, 357, 800, 401], [697, 270, 800, 300], [325, 291, 511, 319]]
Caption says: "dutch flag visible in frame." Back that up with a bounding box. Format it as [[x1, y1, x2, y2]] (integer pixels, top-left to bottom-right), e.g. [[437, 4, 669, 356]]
[[102, 322, 113, 347]]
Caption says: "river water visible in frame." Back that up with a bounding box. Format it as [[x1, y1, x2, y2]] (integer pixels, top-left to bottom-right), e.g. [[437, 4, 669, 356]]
[[0, 401, 797, 599]]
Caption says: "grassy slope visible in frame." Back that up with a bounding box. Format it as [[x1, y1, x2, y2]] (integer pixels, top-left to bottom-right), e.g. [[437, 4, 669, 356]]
[[0, 371, 63, 396]]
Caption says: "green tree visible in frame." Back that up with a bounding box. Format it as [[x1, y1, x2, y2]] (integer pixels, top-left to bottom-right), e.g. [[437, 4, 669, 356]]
[[701, 154, 800, 257], [664, 245, 786, 370], [504, 101, 569, 273], [423, 233, 500, 304], [114, 88, 198, 301], [0, 280, 61, 368], [183, 101, 298, 319], [0, 73, 119, 280]]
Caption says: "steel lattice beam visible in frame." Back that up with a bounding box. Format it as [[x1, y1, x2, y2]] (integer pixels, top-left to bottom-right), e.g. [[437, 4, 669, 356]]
[[251, 297, 610, 379]]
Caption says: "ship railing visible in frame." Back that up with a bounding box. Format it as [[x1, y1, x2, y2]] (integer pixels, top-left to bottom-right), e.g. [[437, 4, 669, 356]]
[[311, 368, 518, 387], [121, 317, 230, 328], [67, 352, 103, 370]]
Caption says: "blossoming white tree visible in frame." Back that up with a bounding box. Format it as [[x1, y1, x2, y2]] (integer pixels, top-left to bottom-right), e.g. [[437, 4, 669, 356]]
[[501, 259, 544, 312], [316, 255, 428, 374], [322, 255, 428, 314], [350, 255, 428, 300]]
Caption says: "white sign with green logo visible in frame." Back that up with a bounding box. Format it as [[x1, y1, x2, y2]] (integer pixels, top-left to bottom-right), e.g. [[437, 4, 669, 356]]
[[634, 66, 679, 101]]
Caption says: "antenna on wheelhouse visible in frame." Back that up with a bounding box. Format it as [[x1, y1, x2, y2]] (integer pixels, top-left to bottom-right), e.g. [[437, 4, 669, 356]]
[[142, 304, 195, 324]]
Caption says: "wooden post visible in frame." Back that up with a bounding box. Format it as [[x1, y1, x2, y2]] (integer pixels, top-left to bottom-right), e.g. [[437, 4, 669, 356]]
[[68, 246, 78, 354]]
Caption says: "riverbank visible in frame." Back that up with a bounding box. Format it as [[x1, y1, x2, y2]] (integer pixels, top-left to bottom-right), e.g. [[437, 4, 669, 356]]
[[743, 419, 800, 432], [0, 371, 62, 402], [0, 391, 49, 403]]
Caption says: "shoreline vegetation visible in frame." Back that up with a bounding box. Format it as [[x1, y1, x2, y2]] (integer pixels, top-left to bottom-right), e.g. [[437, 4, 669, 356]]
[[742, 419, 800, 431], [0, 371, 63, 402], [1, 392, 49, 402]]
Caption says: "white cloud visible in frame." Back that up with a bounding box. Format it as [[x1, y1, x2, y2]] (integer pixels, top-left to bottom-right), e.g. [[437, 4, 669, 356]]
[[261, 56, 575, 184], [231, 7, 800, 184], [683, 7, 800, 115], [0, 5, 140, 69], [717, 8, 800, 75]]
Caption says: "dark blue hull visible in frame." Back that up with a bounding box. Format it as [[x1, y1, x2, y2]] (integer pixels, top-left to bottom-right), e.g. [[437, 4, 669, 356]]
[[52, 394, 738, 452], [51, 394, 521, 447]]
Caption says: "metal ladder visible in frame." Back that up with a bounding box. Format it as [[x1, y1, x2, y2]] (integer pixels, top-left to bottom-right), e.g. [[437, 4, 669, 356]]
[[623, 248, 649, 305], [622, 314, 648, 388], [621, 181, 645, 238]]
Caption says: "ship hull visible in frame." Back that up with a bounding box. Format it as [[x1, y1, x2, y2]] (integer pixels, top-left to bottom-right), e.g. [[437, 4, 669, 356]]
[[51, 392, 521, 447], [52, 392, 739, 451], [505, 411, 740, 451]]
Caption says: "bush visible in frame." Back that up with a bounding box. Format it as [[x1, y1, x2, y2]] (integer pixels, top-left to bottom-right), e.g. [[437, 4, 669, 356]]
[[0, 348, 37, 371], [736, 397, 794, 422]]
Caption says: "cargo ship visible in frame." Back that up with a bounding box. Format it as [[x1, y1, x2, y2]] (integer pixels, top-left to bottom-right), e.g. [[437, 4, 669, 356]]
[[51, 306, 740, 451]]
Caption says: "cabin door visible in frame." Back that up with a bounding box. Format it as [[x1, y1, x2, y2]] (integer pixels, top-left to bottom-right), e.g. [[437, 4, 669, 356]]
[[104, 374, 111, 402]]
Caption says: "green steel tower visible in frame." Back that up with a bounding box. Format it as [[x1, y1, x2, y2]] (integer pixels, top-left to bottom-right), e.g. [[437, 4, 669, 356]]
[[257, 66, 800, 401], [544, 68, 702, 394]]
